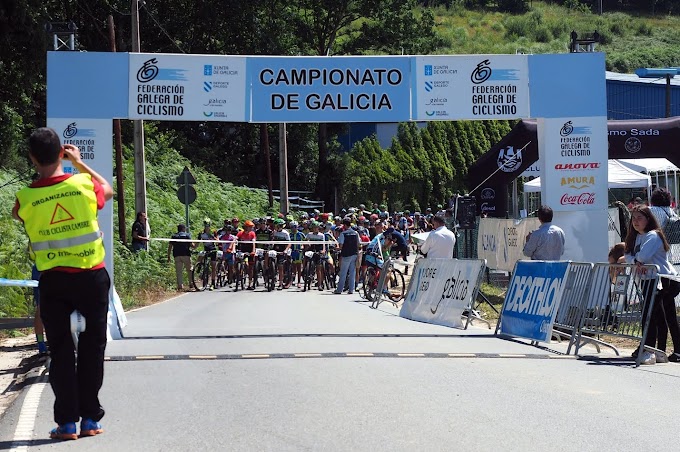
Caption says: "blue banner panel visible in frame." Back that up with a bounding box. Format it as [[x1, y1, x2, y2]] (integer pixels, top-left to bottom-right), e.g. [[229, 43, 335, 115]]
[[249, 56, 411, 123], [528, 53, 606, 119], [47, 52, 129, 119], [499, 261, 570, 342]]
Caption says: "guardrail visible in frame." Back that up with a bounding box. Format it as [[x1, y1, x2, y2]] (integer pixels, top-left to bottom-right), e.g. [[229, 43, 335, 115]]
[[0, 318, 34, 330]]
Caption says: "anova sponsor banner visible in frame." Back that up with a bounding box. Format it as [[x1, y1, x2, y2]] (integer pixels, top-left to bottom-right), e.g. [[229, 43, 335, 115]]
[[128, 53, 247, 121], [400, 258, 485, 329], [249, 56, 410, 123], [45, 118, 126, 339], [412, 55, 529, 121], [538, 117, 608, 211], [477, 217, 540, 272], [499, 260, 570, 342]]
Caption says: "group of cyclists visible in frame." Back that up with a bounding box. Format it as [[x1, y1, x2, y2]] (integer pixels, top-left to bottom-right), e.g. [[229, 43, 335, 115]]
[[179, 203, 449, 294]]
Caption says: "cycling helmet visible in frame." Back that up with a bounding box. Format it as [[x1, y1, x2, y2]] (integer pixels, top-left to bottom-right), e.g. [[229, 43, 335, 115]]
[[244, 220, 255, 227], [404, 210, 410, 215], [274, 218, 285, 226], [231, 217, 239, 222], [300, 212, 309, 219], [289, 221, 298, 228], [203, 217, 212, 226], [310, 221, 320, 228], [358, 216, 365, 222], [379, 212, 388, 219], [370, 213, 379, 220]]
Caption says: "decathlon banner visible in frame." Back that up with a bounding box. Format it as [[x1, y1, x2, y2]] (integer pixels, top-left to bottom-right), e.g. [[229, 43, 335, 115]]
[[400, 258, 485, 329], [498, 260, 570, 342], [412, 55, 529, 121], [249, 56, 411, 123], [538, 117, 608, 212], [477, 217, 539, 272], [128, 53, 247, 121]]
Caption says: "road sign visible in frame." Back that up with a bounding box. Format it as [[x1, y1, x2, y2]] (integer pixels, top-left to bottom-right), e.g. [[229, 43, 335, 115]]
[[177, 185, 197, 204], [176, 166, 197, 185]]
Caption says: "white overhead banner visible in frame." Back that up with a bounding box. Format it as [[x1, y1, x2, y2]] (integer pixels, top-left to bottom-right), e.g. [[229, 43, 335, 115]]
[[538, 117, 608, 211], [400, 258, 486, 329], [128, 53, 247, 121], [412, 55, 529, 121], [477, 218, 540, 271]]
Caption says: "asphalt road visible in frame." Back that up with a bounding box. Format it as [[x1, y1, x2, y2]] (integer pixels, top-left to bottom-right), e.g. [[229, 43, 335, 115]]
[[2, 286, 680, 451]]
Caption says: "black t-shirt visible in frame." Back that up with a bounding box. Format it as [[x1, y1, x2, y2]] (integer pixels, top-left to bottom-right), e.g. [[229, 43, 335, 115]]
[[132, 220, 146, 245], [171, 232, 192, 257], [339, 229, 359, 257]]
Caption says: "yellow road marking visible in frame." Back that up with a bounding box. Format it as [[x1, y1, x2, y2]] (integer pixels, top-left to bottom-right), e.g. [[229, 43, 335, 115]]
[[135, 355, 165, 360]]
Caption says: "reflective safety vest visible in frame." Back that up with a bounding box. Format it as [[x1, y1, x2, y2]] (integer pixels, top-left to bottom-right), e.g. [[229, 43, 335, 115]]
[[17, 173, 104, 271]]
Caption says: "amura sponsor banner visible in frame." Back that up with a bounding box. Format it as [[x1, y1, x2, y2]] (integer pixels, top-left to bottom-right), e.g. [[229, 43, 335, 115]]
[[539, 117, 608, 212], [400, 259, 485, 329], [128, 53, 247, 121], [249, 56, 411, 123], [499, 260, 570, 342], [477, 217, 540, 272], [413, 55, 529, 120]]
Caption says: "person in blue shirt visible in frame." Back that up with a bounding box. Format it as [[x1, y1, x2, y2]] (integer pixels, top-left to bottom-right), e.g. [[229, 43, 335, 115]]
[[523, 205, 565, 260]]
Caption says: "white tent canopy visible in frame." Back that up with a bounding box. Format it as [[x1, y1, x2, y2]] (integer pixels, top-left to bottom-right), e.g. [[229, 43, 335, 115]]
[[524, 159, 651, 193], [618, 158, 679, 174]]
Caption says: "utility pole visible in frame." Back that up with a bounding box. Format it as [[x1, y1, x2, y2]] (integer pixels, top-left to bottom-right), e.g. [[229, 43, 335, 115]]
[[261, 124, 274, 208], [131, 0, 147, 220], [279, 123, 289, 214], [108, 15, 127, 245]]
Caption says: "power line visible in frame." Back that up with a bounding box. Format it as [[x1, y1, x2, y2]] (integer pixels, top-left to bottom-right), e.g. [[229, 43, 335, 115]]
[[140, 3, 186, 54], [102, 0, 130, 16]]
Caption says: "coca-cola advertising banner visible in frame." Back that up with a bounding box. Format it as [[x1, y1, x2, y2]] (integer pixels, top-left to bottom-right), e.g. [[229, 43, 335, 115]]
[[538, 117, 608, 212]]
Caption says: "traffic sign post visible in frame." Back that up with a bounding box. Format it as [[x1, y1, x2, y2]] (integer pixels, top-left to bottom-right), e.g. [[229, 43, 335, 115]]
[[176, 166, 196, 233]]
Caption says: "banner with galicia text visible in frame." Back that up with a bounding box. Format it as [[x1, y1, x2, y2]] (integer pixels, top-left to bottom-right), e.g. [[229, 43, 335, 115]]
[[477, 217, 540, 272], [538, 117, 608, 212], [128, 53, 247, 121], [412, 55, 529, 121], [249, 56, 411, 123], [499, 260, 570, 342], [400, 258, 486, 329]]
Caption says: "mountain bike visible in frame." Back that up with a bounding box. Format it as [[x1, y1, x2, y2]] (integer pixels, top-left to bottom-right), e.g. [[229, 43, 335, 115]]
[[278, 250, 293, 289], [191, 250, 213, 291], [265, 250, 277, 292], [301, 251, 317, 292], [363, 255, 405, 308], [233, 252, 248, 292]]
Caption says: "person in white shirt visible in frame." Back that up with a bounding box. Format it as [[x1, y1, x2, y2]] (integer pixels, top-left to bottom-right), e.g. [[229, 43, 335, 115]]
[[420, 215, 456, 259]]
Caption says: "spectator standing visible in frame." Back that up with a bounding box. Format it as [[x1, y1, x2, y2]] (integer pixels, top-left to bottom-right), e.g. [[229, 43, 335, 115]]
[[12, 128, 113, 440], [335, 218, 360, 294], [649, 187, 677, 232], [131, 211, 149, 252], [420, 215, 456, 259], [523, 205, 565, 260], [167, 224, 193, 291]]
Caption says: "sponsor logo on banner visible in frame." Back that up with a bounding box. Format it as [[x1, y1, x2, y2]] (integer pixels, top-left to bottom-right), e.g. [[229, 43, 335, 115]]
[[481, 188, 495, 200], [470, 59, 521, 116], [555, 162, 600, 170], [608, 129, 660, 136], [498, 146, 522, 172], [560, 120, 592, 157], [480, 188, 496, 213], [561, 176, 595, 189], [624, 137, 642, 153], [61, 122, 97, 164], [560, 192, 595, 205], [500, 261, 570, 342], [134, 57, 187, 117]]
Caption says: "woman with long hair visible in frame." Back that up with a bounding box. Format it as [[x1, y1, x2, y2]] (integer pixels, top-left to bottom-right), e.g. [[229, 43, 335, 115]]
[[624, 205, 680, 364]]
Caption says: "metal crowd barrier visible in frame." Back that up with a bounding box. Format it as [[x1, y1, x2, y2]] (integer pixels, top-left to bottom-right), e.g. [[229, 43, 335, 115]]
[[551, 262, 595, 351], [572, 263, 659, 366]]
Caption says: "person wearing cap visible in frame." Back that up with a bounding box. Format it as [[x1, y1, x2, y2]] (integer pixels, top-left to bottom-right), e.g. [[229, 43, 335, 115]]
[[272, 218, 291, 289], [335, 217, 360, 294], [168, 224, 194, 291], [420, 214, 456, 259], [219, 225, 237, 286], [237, 220, 257, 289], [384, 226, 409, 266], [231, 217, 242, 232]]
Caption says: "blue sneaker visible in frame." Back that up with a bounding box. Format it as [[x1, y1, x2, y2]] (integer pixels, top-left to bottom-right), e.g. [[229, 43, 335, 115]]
[[49, 422, 77, 440], [80, 419, 103, 437], [37, 342, 48, 355]]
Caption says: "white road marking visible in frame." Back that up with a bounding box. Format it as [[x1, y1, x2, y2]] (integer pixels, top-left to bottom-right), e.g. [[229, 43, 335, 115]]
[[9, 380, 48, 452]]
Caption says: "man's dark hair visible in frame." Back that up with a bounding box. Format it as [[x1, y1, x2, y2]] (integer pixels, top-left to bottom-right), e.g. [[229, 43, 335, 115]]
[[537, 205, 553, 223], [177, 224, 186, 232], [651, 188, 672, 207], [28, 127, 61, 165], [433, 215, 445, 225]]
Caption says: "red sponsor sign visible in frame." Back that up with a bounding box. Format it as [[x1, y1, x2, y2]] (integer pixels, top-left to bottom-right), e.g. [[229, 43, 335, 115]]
[[555, 163, 600, 170], [560, 193, 595, 205]]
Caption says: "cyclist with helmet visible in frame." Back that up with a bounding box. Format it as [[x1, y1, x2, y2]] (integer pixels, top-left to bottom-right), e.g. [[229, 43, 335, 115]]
[[289, 221, 306, 288], [272, 218, 291, 290], [255, 219, 273, 285], [198, 218, 219, 290], [237, 220, 257, 289], [219, 225, 237, 286], [305, 221, 326, 290]]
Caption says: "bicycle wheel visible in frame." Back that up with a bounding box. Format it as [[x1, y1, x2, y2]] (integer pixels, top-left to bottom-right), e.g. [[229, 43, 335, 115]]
[[325, 261, 336, 290], [282, 259, 293, 289], [364, 267, 378, 303], [266, 261, 276, 292], [234, 261, 242, 292], [200, 262, 211, 291], [302, 260, 313, 292], [192, 262, 206, 291], [386, 268, 406, 302]]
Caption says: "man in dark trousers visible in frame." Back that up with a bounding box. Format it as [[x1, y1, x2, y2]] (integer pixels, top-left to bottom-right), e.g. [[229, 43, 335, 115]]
[[13, 127, 113, 441], [167, 224, 194, 291], [335, 217, 360, 294]]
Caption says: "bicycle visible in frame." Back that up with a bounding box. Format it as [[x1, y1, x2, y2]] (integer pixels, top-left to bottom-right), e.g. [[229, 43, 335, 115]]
[[363, 255, 406, 308], [278, 250, 294, 290], [233, 252, 248, 292], [191, 250, 213, 291], [302, 251, 322, 292], [215, 250, 228, 287], [265, 250, 277, 292]]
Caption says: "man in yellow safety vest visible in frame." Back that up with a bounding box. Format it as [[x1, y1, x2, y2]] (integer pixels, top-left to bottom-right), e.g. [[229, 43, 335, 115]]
[[12, 127, 113, 441]]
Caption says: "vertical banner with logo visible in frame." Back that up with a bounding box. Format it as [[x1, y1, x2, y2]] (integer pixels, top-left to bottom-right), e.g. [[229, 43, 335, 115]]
[[400, 259, 485, 329], [499, 260, 570, 342], [412, 55, 529, 121], [46, 118, 125, 338], [249, 56, 411, 123], [477, 217, 540, 272], [538, 117, 608, 211], [128, 53, 247, 121]]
